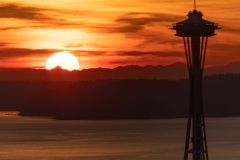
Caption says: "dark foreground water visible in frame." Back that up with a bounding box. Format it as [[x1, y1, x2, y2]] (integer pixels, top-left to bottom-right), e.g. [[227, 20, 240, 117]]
[[0, 112, 239, 160]]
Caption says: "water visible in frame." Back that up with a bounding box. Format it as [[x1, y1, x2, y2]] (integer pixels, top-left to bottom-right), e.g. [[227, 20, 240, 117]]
[[0, 112, 239, 160]]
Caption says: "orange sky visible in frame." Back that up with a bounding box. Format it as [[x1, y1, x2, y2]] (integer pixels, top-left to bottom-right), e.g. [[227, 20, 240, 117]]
[[0, 0, 239, 69]]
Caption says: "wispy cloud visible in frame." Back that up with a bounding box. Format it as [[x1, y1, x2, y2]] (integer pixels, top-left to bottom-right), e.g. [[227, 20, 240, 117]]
[[0, 3, 87, 29], [0, 4, 51, 20], [115, 50, 183, 57], [96, 12, 184, 34], [0, 48, 57, 58], [0, 47, 183, 59], [86, 12, 185, 49], [218, 25, 240, 34], [0, 48, 109, 59], [0, 42, 10, 47], [117, 12, 184, 26]]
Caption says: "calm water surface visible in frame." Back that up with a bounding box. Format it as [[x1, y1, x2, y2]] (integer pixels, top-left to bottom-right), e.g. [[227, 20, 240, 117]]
[[0, 112, 239, 160]]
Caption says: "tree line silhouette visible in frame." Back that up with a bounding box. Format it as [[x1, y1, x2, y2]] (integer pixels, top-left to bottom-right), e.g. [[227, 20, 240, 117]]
[[0, 73, 239, 119]]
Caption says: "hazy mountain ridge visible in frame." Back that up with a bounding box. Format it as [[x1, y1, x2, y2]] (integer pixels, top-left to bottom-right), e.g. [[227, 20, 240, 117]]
[[0, 62, 240, 81]]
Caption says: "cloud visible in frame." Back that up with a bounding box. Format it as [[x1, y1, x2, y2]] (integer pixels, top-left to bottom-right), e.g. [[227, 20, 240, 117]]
[[113, 50, 183, 57], [0, 47, 184, 59], [208, 43, 240, 55], [0, 26, 45, 30], [0, 3, 186, 37], [73, 50, 107, 57], [0, 43, 10, 47], [0, 48, 59, 58], [135, 38, 181, 48], [0, 3, 87, 29], [117, 12, 183, 25], [90, 12, 184, 35], [0, 4, 52, 20], [114, 12, 184, 33], [0, 48, 110, 59], [87, 12, 185, 49], [218, 25, 240, 34]]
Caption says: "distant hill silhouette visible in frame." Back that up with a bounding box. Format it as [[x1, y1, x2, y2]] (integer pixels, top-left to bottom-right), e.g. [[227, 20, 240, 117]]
[[0, 74, 240, 119], [51, 66, 65, 70], [0, 62, 240, 81], [204, 62, 240, 75]]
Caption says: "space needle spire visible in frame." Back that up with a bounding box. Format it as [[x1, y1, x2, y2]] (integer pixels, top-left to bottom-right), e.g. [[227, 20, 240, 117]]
[[194, 0, 197, 10], [171, 2, 220, 160]]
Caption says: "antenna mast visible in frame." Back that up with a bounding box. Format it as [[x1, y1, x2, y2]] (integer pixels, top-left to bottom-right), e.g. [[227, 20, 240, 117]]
[[194, 0, 196, 10]]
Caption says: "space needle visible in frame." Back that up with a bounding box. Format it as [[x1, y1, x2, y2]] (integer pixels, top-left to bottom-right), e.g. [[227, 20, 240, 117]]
[[171, 1, 220, 160]]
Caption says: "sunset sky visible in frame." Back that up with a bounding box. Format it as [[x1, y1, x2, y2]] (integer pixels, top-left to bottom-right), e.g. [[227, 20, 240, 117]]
[[0, 0, 239, 69]]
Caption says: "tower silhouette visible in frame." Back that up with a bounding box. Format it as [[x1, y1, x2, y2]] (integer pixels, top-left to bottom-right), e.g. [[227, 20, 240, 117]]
[[171, 7, 220, 160]]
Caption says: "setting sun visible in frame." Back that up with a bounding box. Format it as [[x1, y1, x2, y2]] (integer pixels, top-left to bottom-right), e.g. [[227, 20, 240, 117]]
[[46, 52, 80, 71]]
